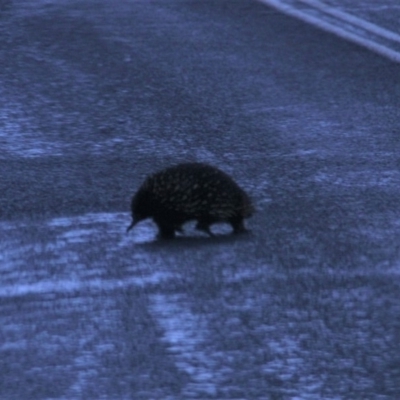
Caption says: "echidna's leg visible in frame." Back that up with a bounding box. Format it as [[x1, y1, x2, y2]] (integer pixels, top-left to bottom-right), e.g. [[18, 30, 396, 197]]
[[154, 219, 176, 239], [195, 220, 215, 237], [229, 216, 247, 234], [174, 224, 184, 234]]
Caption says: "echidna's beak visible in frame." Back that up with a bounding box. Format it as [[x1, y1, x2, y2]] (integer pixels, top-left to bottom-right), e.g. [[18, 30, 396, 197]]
[[126, 219, 138, 233]]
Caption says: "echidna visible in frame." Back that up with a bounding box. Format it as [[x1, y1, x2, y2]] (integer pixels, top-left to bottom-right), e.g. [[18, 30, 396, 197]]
[[127, 162, 254, 239]]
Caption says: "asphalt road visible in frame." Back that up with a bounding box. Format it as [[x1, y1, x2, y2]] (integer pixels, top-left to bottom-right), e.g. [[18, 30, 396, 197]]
[[1, 0, 400, 399]]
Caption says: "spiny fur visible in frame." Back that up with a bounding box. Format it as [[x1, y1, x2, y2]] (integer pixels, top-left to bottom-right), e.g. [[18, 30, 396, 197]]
[[127, 162, 254, 238]]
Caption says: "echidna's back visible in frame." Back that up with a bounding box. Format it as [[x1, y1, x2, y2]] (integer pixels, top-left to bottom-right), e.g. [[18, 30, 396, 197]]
[[146, 162, 251, 219]]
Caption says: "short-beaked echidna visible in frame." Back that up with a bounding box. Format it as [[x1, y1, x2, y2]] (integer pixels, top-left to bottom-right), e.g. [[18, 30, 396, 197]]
[[127, 162, 254, 238]]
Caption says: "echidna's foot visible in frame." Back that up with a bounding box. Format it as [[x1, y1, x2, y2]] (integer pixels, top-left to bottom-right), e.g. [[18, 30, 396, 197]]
[[230, 218, 248, 234], [195, 221, 215, 237], [175, 225, 184, 234], [155, 221, 176, 239], [157, 230, 176, 240], [233, 226, 249, 235]]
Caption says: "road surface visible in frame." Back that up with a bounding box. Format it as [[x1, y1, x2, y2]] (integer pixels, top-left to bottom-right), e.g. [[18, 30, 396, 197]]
[[1, 0, 399, 398]]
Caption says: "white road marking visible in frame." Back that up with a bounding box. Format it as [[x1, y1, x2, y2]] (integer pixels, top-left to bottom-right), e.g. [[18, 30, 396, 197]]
[[258, 0, 400, 63]]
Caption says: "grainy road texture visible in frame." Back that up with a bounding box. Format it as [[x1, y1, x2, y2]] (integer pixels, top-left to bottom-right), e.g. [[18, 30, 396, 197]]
[[1, 1, 399, 398]]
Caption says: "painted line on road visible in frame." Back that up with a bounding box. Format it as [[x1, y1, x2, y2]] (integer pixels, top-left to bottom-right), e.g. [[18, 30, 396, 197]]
[[258, 0, 400, 63]]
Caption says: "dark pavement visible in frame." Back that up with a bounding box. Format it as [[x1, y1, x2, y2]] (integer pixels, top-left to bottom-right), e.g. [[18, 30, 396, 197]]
[[1, 0, 400, 398]]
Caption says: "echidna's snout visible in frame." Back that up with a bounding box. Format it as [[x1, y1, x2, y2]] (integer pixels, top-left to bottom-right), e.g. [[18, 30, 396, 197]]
[[126, 218, 139, 233]]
